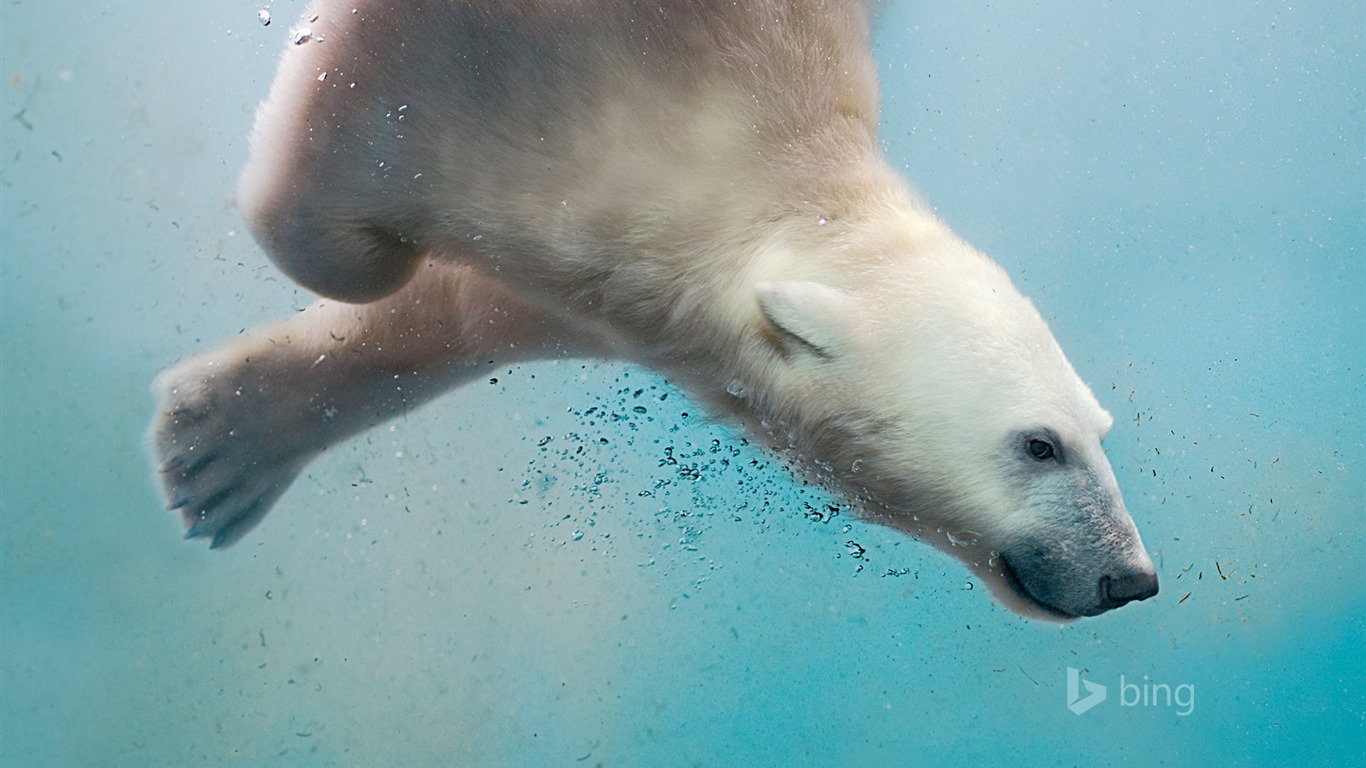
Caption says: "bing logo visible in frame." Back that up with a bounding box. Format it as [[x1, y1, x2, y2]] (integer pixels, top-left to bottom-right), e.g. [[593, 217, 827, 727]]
[[1065, 667, 1195, 717], [1067, 667, 1107, 715]]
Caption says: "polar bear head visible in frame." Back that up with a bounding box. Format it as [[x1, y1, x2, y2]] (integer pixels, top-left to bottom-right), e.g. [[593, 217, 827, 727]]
[[752, 225, 1158, 621]]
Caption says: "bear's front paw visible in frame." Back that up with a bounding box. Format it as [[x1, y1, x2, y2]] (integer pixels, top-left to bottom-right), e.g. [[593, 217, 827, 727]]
[[149, 352, 313, 548]]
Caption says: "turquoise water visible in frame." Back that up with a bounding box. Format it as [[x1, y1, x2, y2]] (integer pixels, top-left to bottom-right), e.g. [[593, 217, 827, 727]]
[[2, 1, 1362, 765]]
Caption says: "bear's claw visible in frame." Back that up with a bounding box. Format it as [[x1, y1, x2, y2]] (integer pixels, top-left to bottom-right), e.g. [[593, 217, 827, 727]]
[[182, 494, 273, 549]]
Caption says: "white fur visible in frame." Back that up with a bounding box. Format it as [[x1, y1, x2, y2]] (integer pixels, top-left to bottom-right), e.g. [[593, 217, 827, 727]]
[[150, 0, 1156, 619]]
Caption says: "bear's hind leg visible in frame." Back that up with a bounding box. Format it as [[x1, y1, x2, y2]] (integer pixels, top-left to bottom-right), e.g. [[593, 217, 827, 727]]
[[149, 260, 579, 548]]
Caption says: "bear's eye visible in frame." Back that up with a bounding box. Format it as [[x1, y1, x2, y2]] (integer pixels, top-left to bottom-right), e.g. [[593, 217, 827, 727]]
[[1027, 438, 1056, 461]]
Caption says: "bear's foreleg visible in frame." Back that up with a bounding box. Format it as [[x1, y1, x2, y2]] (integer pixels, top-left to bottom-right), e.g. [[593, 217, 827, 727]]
[[149, 260, 577, 548]]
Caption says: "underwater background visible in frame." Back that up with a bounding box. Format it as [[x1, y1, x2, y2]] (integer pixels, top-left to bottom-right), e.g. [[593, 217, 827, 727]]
[[2, 1, 1362, 765]]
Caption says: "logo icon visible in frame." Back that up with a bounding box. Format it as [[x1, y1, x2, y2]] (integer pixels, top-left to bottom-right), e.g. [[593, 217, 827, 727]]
[[1067, 667, 1107, 715]]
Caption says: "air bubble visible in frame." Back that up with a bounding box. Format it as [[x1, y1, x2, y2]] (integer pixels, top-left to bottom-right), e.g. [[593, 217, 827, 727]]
[[726, 379, 747, 397], [946, 531, 976, 548], [258, 9, 271, 26]]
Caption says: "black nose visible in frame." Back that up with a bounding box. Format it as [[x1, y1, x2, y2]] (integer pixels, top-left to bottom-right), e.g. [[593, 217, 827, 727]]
[[1100, 568, 1160, 610]]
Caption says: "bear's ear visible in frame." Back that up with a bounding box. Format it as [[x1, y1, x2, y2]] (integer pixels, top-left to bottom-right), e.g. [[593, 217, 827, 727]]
[[755, 281, 861, 360]]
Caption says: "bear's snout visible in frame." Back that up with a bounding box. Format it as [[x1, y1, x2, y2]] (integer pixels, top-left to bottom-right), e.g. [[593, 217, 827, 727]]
[[999, 545, 1159, 619], [1099, 566, 1160, 612]]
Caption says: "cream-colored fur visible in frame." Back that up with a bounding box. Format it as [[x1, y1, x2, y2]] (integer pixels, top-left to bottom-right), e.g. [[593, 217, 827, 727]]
[[151, 0, 1157, 619]]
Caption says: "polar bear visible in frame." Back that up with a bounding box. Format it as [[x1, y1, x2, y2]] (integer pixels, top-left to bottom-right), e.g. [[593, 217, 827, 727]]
[[149, 0, 1158, 620]]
